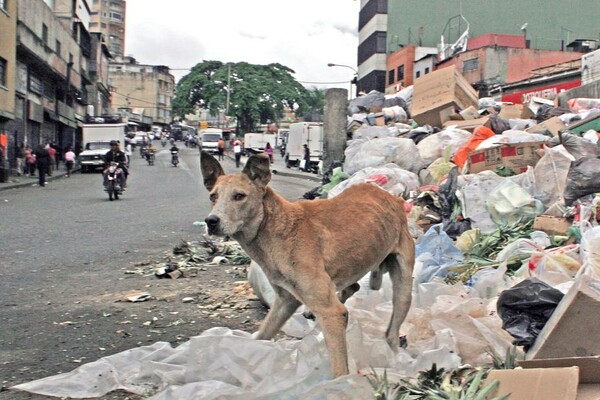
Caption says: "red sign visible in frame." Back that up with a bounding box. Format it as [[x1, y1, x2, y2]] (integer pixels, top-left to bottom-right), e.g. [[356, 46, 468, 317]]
[[501, 80, 581, 104]]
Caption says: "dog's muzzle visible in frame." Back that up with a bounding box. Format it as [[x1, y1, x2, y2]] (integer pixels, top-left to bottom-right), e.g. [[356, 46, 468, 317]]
[[205, 215, 221, 235]]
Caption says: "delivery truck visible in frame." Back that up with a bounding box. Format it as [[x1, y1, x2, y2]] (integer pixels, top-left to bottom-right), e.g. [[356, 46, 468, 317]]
[[79, 123, 127, 172], [199, 128, 223, 154], [243, 133, 276, 155], [284, 122, 323, 170]]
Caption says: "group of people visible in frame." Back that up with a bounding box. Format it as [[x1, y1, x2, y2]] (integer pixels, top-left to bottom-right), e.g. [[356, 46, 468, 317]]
[[225, 138, 275, 168], [16, 143, 76, 187]]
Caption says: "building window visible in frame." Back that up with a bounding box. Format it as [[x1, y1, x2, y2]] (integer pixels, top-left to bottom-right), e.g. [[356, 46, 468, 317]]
[[56, 40, 61, 57], [42, 24, 49, 45], [425, 67, 430, 75], [29, 74, 43, 95], [463, 58, 479, 72], [416, 71, 421, 78], [0, 57, 6, 87], [397, 65, 405, 81], [388, 69, 395, 85]]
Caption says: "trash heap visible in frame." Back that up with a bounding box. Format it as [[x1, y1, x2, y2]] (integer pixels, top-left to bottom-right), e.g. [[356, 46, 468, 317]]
[[13, 68, 600, 399]]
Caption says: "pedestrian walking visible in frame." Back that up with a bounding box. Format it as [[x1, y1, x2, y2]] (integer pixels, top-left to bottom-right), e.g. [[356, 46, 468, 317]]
[[46, 143, 56, 176], [64, 146, 76, 177], [25, 146, 36, 176], [16, 143, 25, 176], [234, 140, 242, 168], [301, 144, 310, 172], [265, 142, 274, 164], [217, 138, 225, 161], [35, 144, 50, 187]]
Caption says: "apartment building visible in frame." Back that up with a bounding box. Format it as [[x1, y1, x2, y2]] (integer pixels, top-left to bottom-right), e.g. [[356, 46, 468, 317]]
[[109, 57, 174, 129], [0, 0, 17, 163], [89, 0, 126, 59]]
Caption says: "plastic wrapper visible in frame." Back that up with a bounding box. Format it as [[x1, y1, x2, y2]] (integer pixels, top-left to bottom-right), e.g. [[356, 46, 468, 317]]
[[427, 156, 455, 184], [568, 98, 600, 112], [328, 163, 419, 199], [453, 126, 495, 168], [478, 97, 497, 109], [413, 224, 464, 283], [507, 118, 536, 130], [319, 167, 350, 194], [343, 137, 424, 175], [348, 90, 385, 115], [403, 125, 434, 144], [528, 245, 582, 287], [417, 128, 471, 166], [475, 130, 550, 150], [533, 145, 575, 207], [497, 278, 564, 350], [581, 225, 600, 278], [487, 180, 544, 226], [248, 260, 275, 307], [395, 85, 413, 111], [564, 157, 600, 206], [351, 125, 399, 140], [457, 171, 508, 234], [583, 129, 599, 144], [548, 132, 599, 160], [382, 105, 408, 123]]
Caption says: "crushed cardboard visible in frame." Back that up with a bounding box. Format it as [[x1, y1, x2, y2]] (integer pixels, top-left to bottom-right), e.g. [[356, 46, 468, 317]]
[[498, 104, 535, 120], [442, 116, 491, 132], [486, 367, 580, 400], [467, 141, 545, 174], [533, 215, 572, 236], [526, 116, 566, 137], [527, 275, 600, 360], [411, 65, 479, 127]]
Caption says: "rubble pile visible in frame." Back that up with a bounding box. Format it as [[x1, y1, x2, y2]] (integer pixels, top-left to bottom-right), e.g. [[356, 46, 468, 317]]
[[13, 68, 600, 399]]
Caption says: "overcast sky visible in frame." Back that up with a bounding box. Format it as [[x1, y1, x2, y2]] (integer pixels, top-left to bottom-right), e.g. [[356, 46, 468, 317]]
[[124, 0, 361, 91]]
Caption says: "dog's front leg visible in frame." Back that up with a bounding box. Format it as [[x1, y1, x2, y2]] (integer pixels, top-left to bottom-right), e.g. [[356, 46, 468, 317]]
[[255, 284, 301, 340], [301, 277, 350, 378]]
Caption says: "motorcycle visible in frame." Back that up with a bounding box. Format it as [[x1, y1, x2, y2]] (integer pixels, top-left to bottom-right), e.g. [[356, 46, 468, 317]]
[[104, 162, 123, 201], [171, 150, 179, 167], [161, 138, 167, 147], [145, 150, 155, 165]]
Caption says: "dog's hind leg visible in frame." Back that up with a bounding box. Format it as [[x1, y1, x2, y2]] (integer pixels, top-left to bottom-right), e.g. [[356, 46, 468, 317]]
[[384, 242, 414, 350], [255, 284, 301, 340], [302, 282, 360, 320]]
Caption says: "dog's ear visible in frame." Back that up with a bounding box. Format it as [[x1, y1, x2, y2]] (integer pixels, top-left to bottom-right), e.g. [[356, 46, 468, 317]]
[[242, 153, 271, 187], [200, 151, 225, 191]]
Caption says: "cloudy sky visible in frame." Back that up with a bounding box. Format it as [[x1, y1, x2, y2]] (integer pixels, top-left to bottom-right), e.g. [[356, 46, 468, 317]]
[[125, 0, 361, 91]]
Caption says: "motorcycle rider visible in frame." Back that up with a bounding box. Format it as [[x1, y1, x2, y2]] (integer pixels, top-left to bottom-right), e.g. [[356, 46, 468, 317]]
[[145, 141, 157, 164], [103, 140, 128, 189], [170, 142, 179, 165]]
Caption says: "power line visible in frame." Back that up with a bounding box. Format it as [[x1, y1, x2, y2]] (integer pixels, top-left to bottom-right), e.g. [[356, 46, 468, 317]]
[[298, 80, 352, 84]]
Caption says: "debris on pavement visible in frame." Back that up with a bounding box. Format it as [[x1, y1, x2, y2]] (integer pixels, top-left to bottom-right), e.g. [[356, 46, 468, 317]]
[[124, 291, 153, 303]]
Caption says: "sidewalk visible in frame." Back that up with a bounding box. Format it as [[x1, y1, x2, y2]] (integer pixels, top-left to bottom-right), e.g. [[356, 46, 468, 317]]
[[0, 166, 75, 191]]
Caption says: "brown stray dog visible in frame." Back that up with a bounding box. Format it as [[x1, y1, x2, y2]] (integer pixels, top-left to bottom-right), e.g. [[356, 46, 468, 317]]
[[200, 151, 415, 377]]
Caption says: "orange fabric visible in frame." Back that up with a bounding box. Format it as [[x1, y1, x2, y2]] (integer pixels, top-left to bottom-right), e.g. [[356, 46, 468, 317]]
[[452, 126, 495, 168]]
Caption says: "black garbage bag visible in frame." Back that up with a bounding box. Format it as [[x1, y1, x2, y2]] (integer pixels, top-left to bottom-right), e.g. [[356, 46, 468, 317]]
[[437, 167, 459, 220], [564, 157, 600, 206], [549, 133, 599, 160], [488, 114, 511, 135], [348, 91, 385, 115], [404, 125, 434, 144], [497, 278, 564, 351], [303, 186, 324, 200]]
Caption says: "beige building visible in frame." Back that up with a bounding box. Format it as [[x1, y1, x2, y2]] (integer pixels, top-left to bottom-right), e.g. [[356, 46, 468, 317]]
[[0, 0, 17, 129], [89, 0, 126, 59], [109, 57, 174, 129]]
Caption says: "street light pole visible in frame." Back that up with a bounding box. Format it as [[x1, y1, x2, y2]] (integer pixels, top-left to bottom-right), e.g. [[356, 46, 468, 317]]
[[327, 63, 358, 99]]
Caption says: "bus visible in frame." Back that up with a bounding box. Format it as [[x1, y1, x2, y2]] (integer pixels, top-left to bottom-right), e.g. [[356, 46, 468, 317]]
[[170, 124, 197, 141]]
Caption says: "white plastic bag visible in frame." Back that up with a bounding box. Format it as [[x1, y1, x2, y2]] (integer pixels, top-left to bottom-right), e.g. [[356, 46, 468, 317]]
[[533, 145, 575, 207], [486, 180, 544, 226], [343, 137, 424, 175], [328, 163, 419, 199]]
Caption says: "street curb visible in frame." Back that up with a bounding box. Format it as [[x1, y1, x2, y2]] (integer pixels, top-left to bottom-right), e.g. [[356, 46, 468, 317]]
[[0, 167, 80, 191], [224, 153, 322, 183]]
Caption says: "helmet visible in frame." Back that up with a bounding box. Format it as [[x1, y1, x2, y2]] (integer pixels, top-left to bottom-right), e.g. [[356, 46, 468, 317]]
[[110, 140, 118, 146]]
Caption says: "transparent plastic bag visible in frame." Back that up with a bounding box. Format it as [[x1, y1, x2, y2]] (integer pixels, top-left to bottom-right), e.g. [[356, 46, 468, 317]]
[[343, 137, 424, 175], [486, 180, 544, 226], [328, 163, 419, 199]]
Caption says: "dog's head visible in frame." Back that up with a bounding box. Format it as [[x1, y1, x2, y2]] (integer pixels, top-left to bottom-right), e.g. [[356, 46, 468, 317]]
[[200, 151, 271, 238]]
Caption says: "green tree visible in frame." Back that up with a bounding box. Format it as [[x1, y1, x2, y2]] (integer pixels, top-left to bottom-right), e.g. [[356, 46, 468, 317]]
[[173, 61, 313, 132]]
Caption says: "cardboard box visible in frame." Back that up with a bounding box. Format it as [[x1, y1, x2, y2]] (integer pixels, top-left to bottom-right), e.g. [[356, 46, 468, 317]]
[[488, 358, 600, 400], [533, 215, 572, 236], [467, 141, 545, 174], [527, 275, 600, 360], [486, 367, 580, 400], [442, 117, 491, 132], [499, 104, 535, 120], [526, 116, 566, 137], [459, 105, 481, 120], [411, 65, 479, 127]]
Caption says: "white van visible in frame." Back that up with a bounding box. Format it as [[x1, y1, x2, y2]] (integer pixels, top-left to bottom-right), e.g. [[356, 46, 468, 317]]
[[285, 122, 323, 169], [199, 128, 223, 154]]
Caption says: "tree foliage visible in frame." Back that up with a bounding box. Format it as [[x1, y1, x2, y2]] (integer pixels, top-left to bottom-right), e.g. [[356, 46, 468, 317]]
[[173, 61, 316, 132]]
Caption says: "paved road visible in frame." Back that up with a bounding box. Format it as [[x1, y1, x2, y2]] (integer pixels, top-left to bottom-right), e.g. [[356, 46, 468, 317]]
[[0, 147, 317, 397]]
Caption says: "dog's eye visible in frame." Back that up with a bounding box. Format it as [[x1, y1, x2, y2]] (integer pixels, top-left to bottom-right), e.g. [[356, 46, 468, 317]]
[[209, 193, 218, 202], [233, 193, 246, 201]]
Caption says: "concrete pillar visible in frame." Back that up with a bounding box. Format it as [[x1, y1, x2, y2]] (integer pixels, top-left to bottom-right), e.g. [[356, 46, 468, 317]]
[[322, 88, 348, 175]]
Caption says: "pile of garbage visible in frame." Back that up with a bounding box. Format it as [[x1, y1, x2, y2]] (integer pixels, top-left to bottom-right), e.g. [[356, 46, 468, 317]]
[[12, 68, 600, 399]]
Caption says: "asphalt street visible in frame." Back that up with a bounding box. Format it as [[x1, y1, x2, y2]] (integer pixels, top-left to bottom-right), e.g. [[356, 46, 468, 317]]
[[0, 147, 318, 398]]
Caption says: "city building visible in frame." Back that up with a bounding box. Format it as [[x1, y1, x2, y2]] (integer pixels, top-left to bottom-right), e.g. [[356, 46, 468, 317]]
[[0, 0, 17, 153], [109, 56, 174, 130], [86, 32, 112, 118], [385, 45, 437, 94], [89, 0, 126, 59], [11, 0, 90, 158], [359, 0, 600, 93]]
